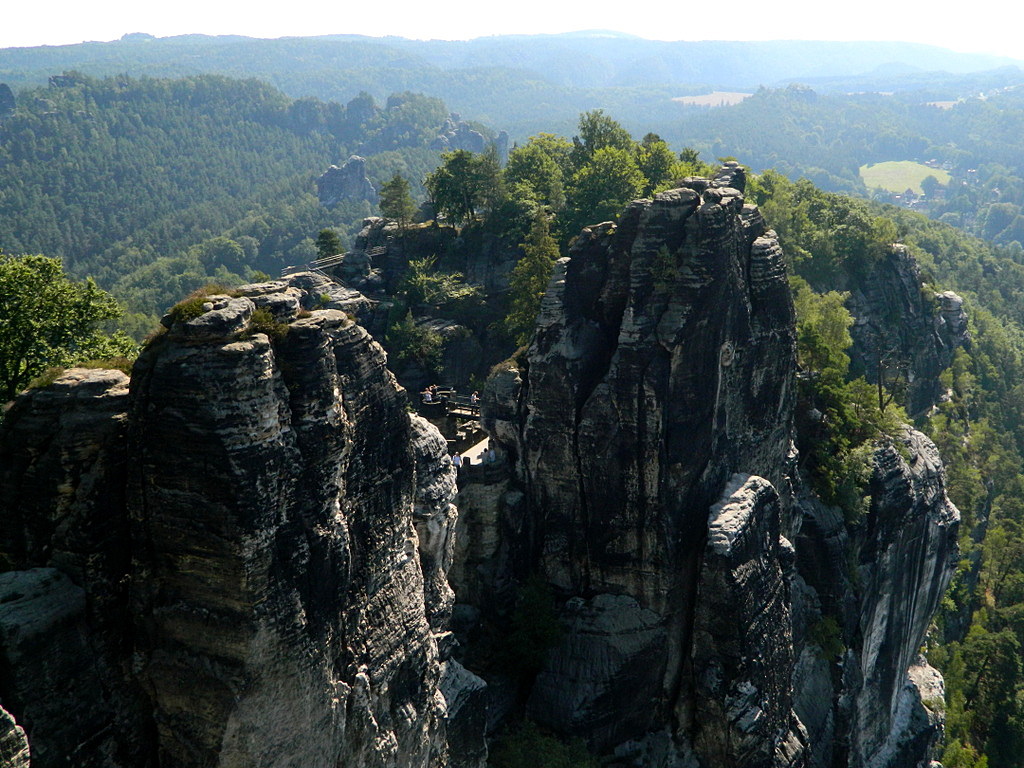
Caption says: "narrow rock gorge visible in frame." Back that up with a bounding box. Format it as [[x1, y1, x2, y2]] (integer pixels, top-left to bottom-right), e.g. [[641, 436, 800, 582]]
[[0, 168, 959, 768]]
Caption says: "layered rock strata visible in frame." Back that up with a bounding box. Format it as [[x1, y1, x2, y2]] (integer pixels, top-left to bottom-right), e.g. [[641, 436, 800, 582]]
[[789, 428, 958, 768], [483, 179, 805, 764], [0, 273, 484, 767], [473, 173, 959, 767]]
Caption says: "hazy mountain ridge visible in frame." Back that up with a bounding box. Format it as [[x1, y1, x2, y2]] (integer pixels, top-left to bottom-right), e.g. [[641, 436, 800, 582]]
[[1, 33, 1020, 142]]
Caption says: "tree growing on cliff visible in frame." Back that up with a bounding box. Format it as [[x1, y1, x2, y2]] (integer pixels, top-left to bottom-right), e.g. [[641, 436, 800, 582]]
[[505, 139, 567, 212], [424, 148, 503, 226], [636, 133, 678, 195], [505, 215, 560, 345], [379, 173, 417, 233], [0, 254, 135, 401], [562, 146, 645, 239]]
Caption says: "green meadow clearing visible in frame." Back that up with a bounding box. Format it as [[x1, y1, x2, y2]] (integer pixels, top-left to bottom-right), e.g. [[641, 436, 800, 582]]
[[860, 161, 951, 195]]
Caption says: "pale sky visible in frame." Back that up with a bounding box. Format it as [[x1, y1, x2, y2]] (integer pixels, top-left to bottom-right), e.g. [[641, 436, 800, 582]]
[[2, 0, 1019, 60]]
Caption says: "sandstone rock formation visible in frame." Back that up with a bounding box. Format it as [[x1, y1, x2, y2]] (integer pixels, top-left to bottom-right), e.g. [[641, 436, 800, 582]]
[[0, 703, 29, 768], [844, 244, 969, 415], [0, 274, 484, 767], [789, 428, 958, 768], [468, 172, 959, 767], [317, 155, 379, 206], [430, 116, 508, 165]]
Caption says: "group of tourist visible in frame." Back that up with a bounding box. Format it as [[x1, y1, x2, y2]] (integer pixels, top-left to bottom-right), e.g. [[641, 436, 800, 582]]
[[420, 385, 481, 409], [450, 445, 496, 472], [421, 384, 443, 403]]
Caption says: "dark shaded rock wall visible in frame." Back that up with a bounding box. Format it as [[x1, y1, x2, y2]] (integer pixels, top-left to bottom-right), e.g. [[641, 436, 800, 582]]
[[0, 274, 484, 767], [845, 244, 969, 414], [482, 180, 804, 765], [471, 174, 960, 768]]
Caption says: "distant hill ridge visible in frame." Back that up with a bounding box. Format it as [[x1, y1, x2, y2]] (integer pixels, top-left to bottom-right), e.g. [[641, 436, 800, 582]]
[[1, 32, 1017, 93]]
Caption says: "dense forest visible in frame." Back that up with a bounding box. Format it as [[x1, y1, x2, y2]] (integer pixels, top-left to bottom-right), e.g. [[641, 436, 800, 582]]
[[4, 54, 1024, 765], [4, 33, 1024, 252], [0, 73, 483, 333], [0, 33, 1019, 141]]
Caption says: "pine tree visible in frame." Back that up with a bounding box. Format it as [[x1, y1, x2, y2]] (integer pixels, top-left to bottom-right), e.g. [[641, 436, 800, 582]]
[[315, 229, 343, 258], [379, 173, 417, 233], [505, 215, 560, 345]]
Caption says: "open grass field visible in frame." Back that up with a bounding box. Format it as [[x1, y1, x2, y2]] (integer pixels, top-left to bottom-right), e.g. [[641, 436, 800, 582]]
[[859, 161, 951, 194], [673, 91, 752, 107]]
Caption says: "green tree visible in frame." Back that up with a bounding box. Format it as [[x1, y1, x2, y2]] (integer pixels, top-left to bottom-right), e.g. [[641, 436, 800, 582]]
[[563, 146, 645, 239], [636, 133, 677, 195], [921, 174, 943, 199], [399, 256, 480, 311], [379, 173, 417, 232], [570, 109, 635, 170], [315, 228, 343, 258], [505, 215, 560, 345], [386, 310, 443, 374], [0, 254, 134, 401], [792, 276, 854, 376], [521, 133, 574, 178], [505, 140, 566, 211], [424, 148, 503, 226], [194, 236, 247, 273]]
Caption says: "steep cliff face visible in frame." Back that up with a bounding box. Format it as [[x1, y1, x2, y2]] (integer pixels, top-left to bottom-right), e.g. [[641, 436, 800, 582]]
[[844, 244, 969, 414], [473, 174, 959, 767], [483, 179, 806, 764], [316, 155, 379, 206], [790, 428, 958, 768], [0, 274, 484, 767]]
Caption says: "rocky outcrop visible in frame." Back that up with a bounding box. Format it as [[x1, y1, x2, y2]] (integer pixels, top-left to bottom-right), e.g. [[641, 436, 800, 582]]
[[317, 155, 378, 206], [480, 178, 804, 765], [0, 369, 150, 767], [693, 475, 806, 767], [790, 427, 958, 768], [429, 115, 490, 155], [343, 216, 518, 299], [0, 84, 14, 119], [844, 244, 969, 414], [469, 171, 959, 767], [850, 429, 958, 766], [0, 273, 484, 767], [0, 703, 29, 768]]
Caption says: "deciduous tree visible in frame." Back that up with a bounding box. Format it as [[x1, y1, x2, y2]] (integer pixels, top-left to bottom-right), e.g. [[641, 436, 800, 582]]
[[0, 254, 135, 401], [424, 149, 503, 226]]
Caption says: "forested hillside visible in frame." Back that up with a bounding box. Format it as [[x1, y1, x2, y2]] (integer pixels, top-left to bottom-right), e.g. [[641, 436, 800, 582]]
[[0, 73, 471, 330], [674, 83, 1024, 248], [3, 33, 1024, 252], [0, 33, 1020, 141]]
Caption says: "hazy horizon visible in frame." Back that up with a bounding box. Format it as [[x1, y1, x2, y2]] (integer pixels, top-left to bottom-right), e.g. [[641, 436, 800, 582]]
[[3, 1, 1020, 60]]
